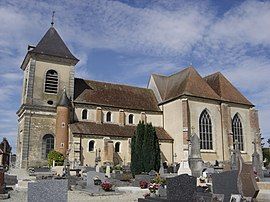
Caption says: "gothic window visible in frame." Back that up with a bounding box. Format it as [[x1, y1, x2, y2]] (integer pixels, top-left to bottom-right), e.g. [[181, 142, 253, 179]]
[[232, 114, 244, 151], [44, 70, 58, 94], [88, 140, 95, 152], [82, 109, 88, 120], [199, 110, 213, 150], [106, 112, 112, 122], [115, 142, 120, 153], [128, 114, 134, 124], [42, 134, 54, 159]]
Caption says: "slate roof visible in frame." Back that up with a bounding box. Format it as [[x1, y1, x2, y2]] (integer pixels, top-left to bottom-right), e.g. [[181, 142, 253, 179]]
[[152, 67, 220, 102], [204, 72, 253, 106], [74, 78, 161, 111], [70, 122, 173, 141], [58, 89, 71, 107], [29, 27, 78, 61]]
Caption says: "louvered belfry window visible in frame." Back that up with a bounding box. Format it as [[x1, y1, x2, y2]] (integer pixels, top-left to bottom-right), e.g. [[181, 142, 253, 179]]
[[45, 70, 58, 94], [232, 114, 244, 151], [199, 110, 213, 150]]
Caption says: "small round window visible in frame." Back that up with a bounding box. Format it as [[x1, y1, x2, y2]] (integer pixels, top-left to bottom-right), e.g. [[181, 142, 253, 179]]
[[47, 100, 53, 105]]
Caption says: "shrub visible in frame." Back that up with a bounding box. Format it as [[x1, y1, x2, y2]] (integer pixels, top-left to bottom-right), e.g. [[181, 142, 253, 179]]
[[47, 150, 64, 167]]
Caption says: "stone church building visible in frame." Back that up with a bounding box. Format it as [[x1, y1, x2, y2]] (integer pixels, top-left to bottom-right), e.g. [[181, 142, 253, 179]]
[[16, 25, 262, 169]]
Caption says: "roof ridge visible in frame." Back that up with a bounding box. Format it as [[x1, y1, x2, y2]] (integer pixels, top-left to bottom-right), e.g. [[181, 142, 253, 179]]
[[75, 77, 151, 91]]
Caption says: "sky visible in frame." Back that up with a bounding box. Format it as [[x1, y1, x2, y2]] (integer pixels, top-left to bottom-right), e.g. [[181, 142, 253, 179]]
[[0, 0, 270, 151]]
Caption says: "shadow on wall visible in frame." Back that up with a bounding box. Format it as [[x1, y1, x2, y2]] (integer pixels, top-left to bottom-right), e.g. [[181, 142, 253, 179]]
[[113, 152, 123, 165]]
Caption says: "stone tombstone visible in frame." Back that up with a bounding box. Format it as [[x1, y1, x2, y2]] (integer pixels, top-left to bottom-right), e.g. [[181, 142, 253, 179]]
[[95, 164, 100, 173], [212, 170, 239, 202], [28, 179, 68, 202], [148, 170, 157, 177], [252, 139, 263, 178], [238, 157, 259, 199], [0, 170, 4, 194], [159, 161, 164, 174], [212, 194, 224, 202], [167, 174, 197, 202], [188, 133, 203, 177], [229, 194, 241, 202], [87, 171, 106, 187], [177, 160, 191, 175], [105, 164, 111, 178]]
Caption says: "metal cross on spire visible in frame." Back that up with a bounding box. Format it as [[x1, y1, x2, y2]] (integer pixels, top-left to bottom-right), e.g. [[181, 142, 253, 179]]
[[51, 11, 55, 26]]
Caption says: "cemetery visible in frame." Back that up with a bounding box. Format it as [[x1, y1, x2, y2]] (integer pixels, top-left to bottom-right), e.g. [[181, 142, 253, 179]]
[[1, 131, 270, 202]]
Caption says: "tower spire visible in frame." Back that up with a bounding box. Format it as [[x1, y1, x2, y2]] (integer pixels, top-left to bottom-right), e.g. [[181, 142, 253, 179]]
[[51, 11, 55, 27]]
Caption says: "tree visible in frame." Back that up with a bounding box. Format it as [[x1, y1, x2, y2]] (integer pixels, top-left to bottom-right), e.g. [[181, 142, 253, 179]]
[[131, 122, 160, 175], [47, 150, 64, 167], [267, 138, 270, 147], [131, 121, 145, 175]]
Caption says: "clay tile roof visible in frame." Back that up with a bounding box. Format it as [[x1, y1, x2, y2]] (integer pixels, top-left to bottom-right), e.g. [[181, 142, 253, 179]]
[[70, 122, 173, 141], [153, 67, 220, 102], [74, 78, 160, 111], [30, 27, 79, 61], [204, 72, 253, 106]]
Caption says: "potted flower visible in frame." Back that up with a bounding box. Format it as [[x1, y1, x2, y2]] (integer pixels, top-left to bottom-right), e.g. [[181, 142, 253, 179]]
[[93, 176, 102, 185], [139, 180, 149, 189], [101, 181, 113, 191], [148, 183, 160, 195]]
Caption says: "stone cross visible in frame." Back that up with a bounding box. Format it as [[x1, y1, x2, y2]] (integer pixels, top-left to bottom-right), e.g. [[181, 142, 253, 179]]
[[252, 138, 263, 178]]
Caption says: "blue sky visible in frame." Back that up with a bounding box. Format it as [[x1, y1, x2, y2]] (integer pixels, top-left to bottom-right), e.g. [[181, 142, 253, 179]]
[[0, 0, 270, 151]]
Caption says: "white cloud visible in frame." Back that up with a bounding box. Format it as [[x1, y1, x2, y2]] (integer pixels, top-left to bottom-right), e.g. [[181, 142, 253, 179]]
[[0, 0, 270, 146]]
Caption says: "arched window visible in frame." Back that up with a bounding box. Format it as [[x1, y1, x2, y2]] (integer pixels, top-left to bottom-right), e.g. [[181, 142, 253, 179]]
[[44, 70, 58, 94], [42, 134, 54, 159], [128, 114, 134, 124], [88, 140, 95, 152], [199, 110, 213, 150], [106, 112, 112, 122], [232, 114, 244, 151], [82, 109, 88, 120], [115, 142, 120, 153]]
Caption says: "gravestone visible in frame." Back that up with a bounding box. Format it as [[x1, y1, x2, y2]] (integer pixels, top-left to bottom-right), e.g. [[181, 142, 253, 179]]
[[188, 133, 203, 177], [148, 170, 157, 177], [105, 164, 111, 178], [177, 160, 191, 175], [212, 170, 239, 202], [238, 156, 259, 199], [252, 139, 263, 178], [28, 179, 68, 202], [87, 171, 106, 187], [167, 174, 197, 202]]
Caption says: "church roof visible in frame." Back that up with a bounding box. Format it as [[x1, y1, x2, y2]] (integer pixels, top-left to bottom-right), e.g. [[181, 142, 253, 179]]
[[29, 27, 79, 61], [152, 67, 220, 102], [58, 89, 70, 107], [74, 78, 161, 112], [204, 72, 253, 106], [70, 122, 173, 141]]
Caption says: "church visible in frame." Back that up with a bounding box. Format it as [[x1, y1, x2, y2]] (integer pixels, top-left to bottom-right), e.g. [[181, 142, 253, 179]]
[[16, 24, 262, 169]]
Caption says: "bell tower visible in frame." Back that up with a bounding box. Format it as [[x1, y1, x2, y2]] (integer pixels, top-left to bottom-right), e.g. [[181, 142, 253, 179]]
[[16, 22, 79, 168]]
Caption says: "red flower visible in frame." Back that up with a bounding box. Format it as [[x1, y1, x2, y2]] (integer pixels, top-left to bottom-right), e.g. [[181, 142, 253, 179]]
[[101, 181, 113, 191]]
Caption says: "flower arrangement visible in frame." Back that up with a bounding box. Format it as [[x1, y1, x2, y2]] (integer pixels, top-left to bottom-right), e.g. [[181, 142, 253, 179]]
[[148, 183, 160, 193], [151, 175, 166, 187], [101, 181, 113, 191], [139, 180, 149, 189]]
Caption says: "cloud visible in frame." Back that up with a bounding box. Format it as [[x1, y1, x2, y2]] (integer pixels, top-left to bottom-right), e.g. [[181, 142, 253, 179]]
[[0, 0, 269, 148]]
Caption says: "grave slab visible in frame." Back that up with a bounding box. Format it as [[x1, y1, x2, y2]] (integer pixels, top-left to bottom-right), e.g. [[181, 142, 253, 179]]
[[28, 179, 68, 202]]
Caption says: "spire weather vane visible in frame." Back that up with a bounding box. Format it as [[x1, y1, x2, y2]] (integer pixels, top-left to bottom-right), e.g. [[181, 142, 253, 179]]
[[51, 11, 55, 26]]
